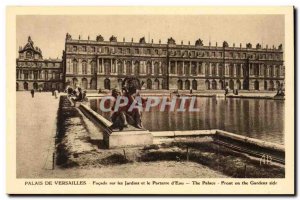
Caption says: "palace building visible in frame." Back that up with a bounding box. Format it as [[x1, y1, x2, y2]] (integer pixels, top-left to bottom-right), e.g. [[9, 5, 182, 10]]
[[16, 36, 64, 91], [17, 34, 285, 92], [64, 33, 284, 92]]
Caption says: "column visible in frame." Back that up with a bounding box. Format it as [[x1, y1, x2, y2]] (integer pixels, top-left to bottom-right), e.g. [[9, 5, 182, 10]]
[[123, 60, 126, 74], [115, 59, 118, 74], [233, 64, 236, 77], [101, 58, 104, 73], [110, 59, 113, 73], [189, 61, 192, 75], [78, 60, 82, 74], [175, 61, 178, 75], [151, 60, 154, 75], [96, 57, 99, 74], [182, 61, 185, 76]]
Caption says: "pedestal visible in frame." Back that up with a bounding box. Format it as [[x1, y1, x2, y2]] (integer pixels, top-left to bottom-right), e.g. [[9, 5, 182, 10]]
[[104, 128, 153, 149]]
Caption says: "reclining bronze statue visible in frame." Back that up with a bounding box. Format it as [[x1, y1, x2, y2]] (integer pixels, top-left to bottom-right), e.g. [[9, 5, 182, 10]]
[[110, 78, 145, 131]]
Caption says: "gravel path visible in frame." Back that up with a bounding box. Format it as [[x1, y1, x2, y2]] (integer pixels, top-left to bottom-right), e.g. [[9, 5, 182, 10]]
[[16, 92, 59, 178]]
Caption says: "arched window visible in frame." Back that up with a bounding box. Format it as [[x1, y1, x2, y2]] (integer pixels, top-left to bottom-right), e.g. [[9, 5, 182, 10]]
[[178, 62, 183, 75], [212, 80, 217, 90], [229, 64, 234, 77], [192, 80, 197, 90], [104, 78, 110, 90], [82, 61, 87, 74], [81, 78, 88, 89], [154, 79, 160, 90], [146, 62, 152, 75], [154, 62, 159, 75], [191, 62, 197, 75], [177, 80, 183, 90], [205, 63, 209, 76], [104, 60, 111, 75], [254, 80, 259, 90], [229, 79, 234, 90], [205, 80, 210, 90], [73, 60, 78, 74], [134, 61, 140, 75], [211, 64, 216, 76], [146, 79, 152, 89], [170, 62, 176, 74], [126, 61, 132, 75], [117, 61, 123, 74], [218, 64, 223, 76], [185, 62, 190, 75], [184, 80, 189, 90], [91, 61, 96, 74]]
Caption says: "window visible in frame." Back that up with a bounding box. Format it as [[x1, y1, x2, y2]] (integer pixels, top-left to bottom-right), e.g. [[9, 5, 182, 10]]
[[73, 46, 77, 52], [105, 47, 109, 54], [26, 52, 32, 59], [73, 60, 78, 74], [212, 52, 215, 57], [82, 61, 87, 74], [135, 49, 139, 54], [24, 71, 29, 79], [127, 48, 131, 54], [82, 46, 87, 52], [91, 47, 95, 52], [155, 49, 159, 55], [33, 71, 38, 80], [147, 49, 151, 54], [118, 48, 122, 54]]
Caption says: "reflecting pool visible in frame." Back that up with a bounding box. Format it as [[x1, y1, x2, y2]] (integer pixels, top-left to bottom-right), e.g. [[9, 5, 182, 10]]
[[89, 97, 284, 144]]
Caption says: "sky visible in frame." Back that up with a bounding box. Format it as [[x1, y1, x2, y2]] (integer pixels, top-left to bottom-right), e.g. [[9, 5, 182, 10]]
[[16, 15, 284, 59]]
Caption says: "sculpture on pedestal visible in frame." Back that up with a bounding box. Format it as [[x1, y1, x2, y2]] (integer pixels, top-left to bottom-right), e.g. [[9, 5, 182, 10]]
[[110, 78, 145, 131]]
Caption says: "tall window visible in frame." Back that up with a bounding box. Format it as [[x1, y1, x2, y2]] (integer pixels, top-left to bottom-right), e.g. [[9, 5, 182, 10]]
[[104, 61, 111, 75], [82, 61, 87, 74], [146, 62, 152, 75], [45, 71, 48, 80], [117, 61, 123, 74], [126, 61, 132, 75], [170, 62, 176, 74], [91, 61, 97, 74], [24, 71, 29, 79], [73, 60, 78, 74], [33, 71, 38, 80]]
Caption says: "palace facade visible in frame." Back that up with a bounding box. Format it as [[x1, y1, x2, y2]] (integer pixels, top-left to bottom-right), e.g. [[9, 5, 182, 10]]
[[16, 34, 285, 92], [64, 34, 284, 92], [16, 36, 64, 91]]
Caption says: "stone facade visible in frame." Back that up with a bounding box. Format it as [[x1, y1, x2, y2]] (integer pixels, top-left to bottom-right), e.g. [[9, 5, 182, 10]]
[[64, 34, 284, 91], [16, 36, 64, 91], [16, 34, 285, 92]]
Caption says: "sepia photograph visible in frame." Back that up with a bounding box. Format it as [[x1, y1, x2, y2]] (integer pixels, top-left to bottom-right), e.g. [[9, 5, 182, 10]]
[[6, 6, 295, 195]]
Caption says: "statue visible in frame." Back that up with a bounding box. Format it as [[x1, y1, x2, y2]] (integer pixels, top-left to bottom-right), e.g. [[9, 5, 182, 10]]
[[96, 35, 104, 42], [109, 35, 117, 42], [66, 33, 72, 40], [223, 41, 229, 48], [110, 78, 145, 131], [167, 37, 176, 45], [256, 43, 262, 49], [278, 44, 283, 50], [139, 37, 146, 44], [246, 43, 252, 48], [195, 39, 204, 46]]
